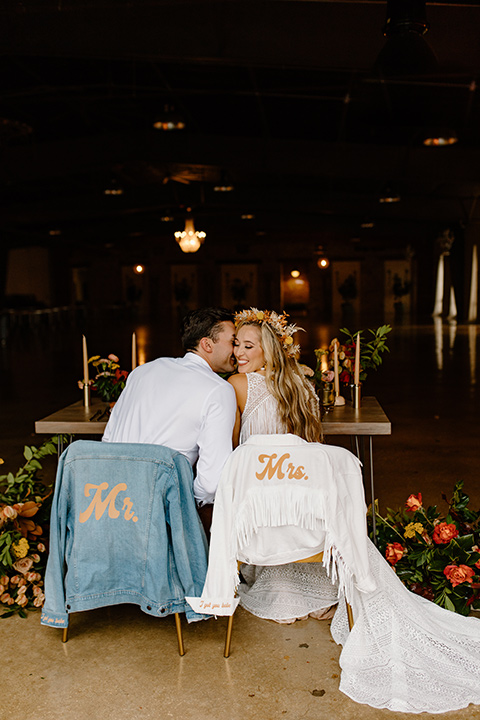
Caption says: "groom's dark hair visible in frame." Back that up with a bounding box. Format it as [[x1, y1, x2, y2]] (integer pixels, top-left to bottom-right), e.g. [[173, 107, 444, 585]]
[[181, 307, 234, 351]]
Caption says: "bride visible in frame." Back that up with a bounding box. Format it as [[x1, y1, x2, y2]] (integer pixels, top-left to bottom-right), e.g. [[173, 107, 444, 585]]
[[226, 307, 480, 713], [228, 308, 339, 623]]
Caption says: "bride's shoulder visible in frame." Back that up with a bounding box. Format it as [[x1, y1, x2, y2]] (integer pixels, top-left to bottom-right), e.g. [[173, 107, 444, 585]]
[[227, 373, 247, 390]]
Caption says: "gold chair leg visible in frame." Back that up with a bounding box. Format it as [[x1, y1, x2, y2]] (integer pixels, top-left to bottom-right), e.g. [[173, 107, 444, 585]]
[[174, 613, 185, 656], [224, 614, 234, 658], [62, 627, 68, 643], [346, 601, 354, 631]]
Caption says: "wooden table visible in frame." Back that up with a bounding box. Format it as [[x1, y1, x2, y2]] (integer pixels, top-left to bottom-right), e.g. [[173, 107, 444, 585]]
[[35, 397, 111, 452], [35, 395, 391, 537]]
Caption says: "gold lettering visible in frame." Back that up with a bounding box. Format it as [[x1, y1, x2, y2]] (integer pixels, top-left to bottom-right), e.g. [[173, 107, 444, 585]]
[[122, 497, 136, 521], [79, 482, 127, 523], [256, 453, 290, 480]]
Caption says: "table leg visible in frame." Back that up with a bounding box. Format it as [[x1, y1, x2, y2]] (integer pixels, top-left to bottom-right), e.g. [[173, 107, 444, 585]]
[[351, 435, 377, 545], [369, 436, 377, 544]]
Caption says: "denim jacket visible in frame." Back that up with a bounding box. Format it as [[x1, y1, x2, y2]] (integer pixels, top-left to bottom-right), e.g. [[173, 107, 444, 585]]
[[41, 440, 208, 628]]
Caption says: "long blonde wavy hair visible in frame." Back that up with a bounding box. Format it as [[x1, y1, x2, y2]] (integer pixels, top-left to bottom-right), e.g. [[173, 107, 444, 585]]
[[236, 318, 322, 442]]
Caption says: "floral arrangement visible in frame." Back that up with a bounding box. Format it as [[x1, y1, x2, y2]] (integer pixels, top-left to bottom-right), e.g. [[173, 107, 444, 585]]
[[78, 354, 129, 403], [234, 308, 302, 357], [313, 324, 391, 387], [0, 438, 61, 618], [371, 481, 480, 615]]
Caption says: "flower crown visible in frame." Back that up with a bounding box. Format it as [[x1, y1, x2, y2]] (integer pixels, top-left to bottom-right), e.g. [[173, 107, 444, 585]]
[[234, 307, 302, 357]]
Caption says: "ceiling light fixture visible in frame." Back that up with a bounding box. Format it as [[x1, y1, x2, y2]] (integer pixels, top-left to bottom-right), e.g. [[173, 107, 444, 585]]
[[133, 264, 145, 275], [374, 0, 438, 77], [360, 219, 375, 229], [153, 105, 186, 131], [423, 129, 458, 147], [379, 184, 401, 203], [290, 270, 301, 278], [104, 179, 124, 196], [213, 170, 234, 192], [174, 208, 205, 253]]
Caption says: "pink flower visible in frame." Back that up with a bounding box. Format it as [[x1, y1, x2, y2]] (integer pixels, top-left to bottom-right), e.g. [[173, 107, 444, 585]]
[[12, 557, 33, 575], [2, 505, 17, 520], [33, 593, 45, 608], [16, 594, 28, 607], [0, 575, 9, 586], [433, 522, 459, 544], [32, 585, 43, 597], [405, 493, 422, 512], [16, 585, 27, 596], [385, 542, 404, 566], [0, 585, 5, 594], [37, 543, 46, 553], [108, 354, 119, 362], [0, 592, 11, 603], [31, 554, 40, 563], [10, 575, 20, 586], [444, 564, 475, 587], [25, 572, 38, 582]]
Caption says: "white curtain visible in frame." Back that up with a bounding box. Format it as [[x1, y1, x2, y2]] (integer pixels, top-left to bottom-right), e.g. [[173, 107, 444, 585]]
[[468, 244, 478, 322], [432, 254, 444, 316]]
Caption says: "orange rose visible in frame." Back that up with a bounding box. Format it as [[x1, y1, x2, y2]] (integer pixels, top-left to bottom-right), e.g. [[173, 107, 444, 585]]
[[385, 542, 404, 566], [432, 522, 459, 544], [443, 564, 475, 587], [405, 493, 422, 512]]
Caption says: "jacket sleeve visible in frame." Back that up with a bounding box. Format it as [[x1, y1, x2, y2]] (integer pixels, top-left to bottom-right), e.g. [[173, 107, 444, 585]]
[[41, 450, 70, 628], [186, 453, 240, 616], [166, 455, 210, 623]]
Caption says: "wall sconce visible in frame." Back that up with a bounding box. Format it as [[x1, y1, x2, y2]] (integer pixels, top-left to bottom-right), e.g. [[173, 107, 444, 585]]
[[174, 209, 206, 253], [290, 269, 301, 278], [315, 245, 330, 269]]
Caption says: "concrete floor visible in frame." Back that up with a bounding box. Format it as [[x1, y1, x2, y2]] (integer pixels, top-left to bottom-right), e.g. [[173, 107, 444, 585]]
[[1, 315, 480, 719]]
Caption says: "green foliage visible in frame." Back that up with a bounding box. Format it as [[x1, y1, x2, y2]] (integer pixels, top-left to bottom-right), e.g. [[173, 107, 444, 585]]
[[0, 437, 63, 618], [314, 325, 391, 385], [370, 481, 480, 616]]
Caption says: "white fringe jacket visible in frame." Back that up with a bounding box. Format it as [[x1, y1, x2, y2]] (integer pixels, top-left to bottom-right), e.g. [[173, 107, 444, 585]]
[[187, 434, 375, 616]]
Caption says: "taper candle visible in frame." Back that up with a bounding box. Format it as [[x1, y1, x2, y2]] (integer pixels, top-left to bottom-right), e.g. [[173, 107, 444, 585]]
[[131, 331, 137, 370], [333, 341, 340, 396], [82, 335, 89, 383], [354, 332, 360, 386]]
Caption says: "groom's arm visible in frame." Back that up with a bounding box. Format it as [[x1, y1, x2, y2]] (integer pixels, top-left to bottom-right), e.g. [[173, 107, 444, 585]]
[[194, 382, 236, 506]]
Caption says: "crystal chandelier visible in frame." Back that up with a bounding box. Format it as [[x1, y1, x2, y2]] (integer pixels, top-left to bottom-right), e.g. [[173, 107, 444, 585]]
[[174, 211, 206, 253]]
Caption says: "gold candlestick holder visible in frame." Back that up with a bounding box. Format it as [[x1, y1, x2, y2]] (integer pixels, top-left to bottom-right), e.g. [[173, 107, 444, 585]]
[[83, 383, 90, 409], [352, 383, 361, 409]]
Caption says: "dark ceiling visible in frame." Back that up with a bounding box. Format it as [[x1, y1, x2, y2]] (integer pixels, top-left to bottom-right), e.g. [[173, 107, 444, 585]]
[[1, 0, 480, 251]]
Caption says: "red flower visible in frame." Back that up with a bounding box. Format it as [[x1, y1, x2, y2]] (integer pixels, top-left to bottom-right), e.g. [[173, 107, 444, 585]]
[[443, 564, 475, 587], [405, 493, 422, 512], [113, 369, 128, 385], [385, 542, 404, 566], [432, 522, 459, 544]]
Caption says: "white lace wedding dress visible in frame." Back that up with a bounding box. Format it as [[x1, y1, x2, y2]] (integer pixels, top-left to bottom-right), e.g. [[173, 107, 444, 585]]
[[236, 372, 480, 713], [237, 373, 338, 622]]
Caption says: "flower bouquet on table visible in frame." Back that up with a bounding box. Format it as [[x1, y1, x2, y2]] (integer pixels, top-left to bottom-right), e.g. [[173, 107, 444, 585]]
[[370, 481, 480, 615], [0, 437, 62, 617], [78, 354, 129, 404], [313, 324, 391, 391]]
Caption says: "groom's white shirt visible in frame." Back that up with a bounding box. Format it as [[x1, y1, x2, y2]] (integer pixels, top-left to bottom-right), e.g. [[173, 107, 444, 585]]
[[103, 352, 236, 505]]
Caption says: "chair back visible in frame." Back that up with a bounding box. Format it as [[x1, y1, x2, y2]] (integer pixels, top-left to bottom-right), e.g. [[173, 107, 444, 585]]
[[42, 440, 208, 632]]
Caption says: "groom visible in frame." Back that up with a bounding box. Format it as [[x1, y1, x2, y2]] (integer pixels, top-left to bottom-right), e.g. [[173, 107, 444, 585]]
[[103, 307, 237, 527]]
